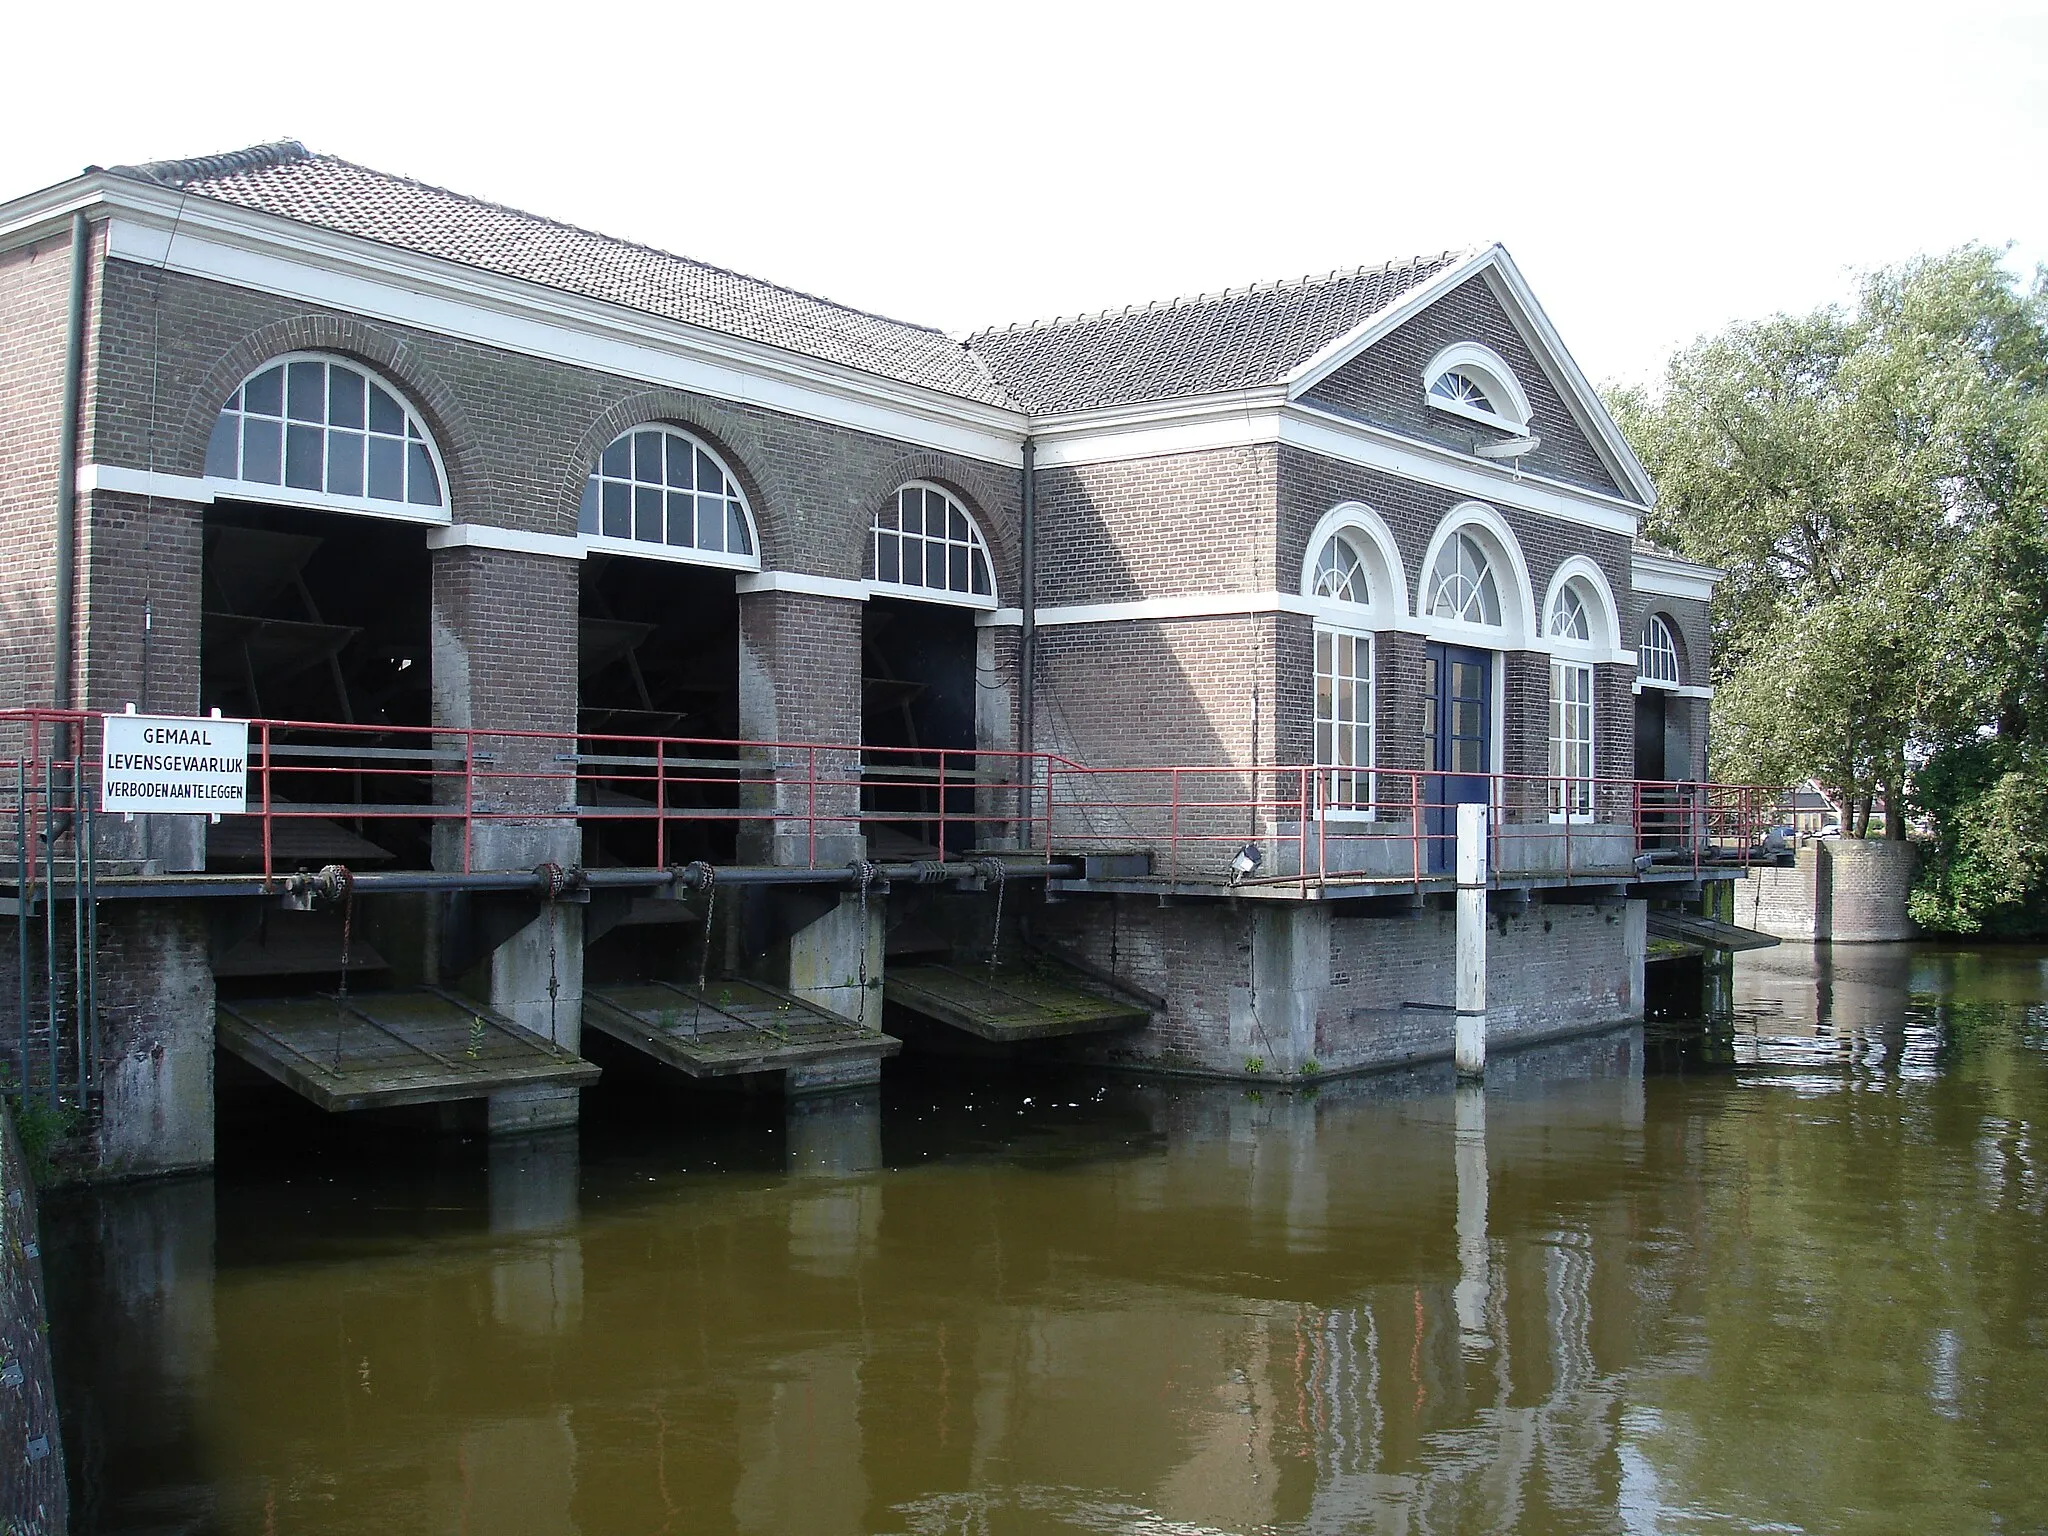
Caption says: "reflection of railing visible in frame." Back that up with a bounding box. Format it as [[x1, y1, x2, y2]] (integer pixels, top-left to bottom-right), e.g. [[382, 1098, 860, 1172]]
[[0, 710, 1778, 894]]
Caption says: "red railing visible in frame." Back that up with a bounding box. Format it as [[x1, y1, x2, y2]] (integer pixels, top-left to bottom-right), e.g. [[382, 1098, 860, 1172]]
[[0, 709, 1778, 891]]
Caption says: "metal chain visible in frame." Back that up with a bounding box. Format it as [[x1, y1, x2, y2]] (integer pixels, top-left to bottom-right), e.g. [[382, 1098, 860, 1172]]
[[976, 858, 1007, 990], [330, 866, 355, 1070], [693, 873, 717, 1038], [854, 860, 878, 1025]]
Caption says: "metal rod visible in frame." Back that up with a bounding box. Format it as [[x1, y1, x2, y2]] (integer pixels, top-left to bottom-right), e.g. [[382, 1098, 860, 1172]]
[[84, 798, 97, 1101], [44, 769, 59, 1110], [52, 212, 90, 746], [72, 765, 85, 1106], [15, 762, 28, 1095]]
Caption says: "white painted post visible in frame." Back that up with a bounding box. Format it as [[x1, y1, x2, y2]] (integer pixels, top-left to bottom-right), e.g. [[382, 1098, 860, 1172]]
[[1452, 1081, 1492, 1354], [1455, 801, 1488, 1078]]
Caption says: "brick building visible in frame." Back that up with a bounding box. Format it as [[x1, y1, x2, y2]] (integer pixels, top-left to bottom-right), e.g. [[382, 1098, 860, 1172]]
[[0, 142, 1724, 1170]]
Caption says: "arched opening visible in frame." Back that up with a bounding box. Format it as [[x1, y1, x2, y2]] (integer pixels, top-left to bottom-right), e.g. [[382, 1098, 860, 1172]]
[[574, 425, 758, 872], [860, 484, 996, 857], [197, 355, 443, 878]]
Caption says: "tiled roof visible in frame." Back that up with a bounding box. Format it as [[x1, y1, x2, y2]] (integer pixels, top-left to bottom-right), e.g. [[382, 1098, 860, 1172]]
[[965, 254, 1471, 414], [109, 142, 1014, 408], [104, 142, 1472, 418]]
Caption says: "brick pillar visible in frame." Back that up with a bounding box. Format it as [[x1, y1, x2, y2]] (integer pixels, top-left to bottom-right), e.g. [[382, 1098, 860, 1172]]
[[736, 588, 865, 867], [429, 544, 584, 1132], [79, 489, 206, 872]]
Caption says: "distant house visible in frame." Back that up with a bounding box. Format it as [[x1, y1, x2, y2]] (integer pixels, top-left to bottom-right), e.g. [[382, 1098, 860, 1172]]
[[1775, 780, 1842, 836]]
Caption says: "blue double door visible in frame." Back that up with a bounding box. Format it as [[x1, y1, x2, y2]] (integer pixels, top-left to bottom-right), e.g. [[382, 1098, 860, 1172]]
[[1423, 643, 1492, 873]]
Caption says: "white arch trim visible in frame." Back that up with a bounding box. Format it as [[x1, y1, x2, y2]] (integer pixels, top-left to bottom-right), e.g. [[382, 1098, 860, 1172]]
[[1299, 502, 1408, 627], [1541, 554, 1628, 658], [1417, 502, 1538, 648], [203, 350, 453, 525], [1423, 341, 1534, 434]]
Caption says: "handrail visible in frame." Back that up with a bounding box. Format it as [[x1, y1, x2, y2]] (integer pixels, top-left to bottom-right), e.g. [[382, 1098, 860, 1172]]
[[0, 708, 1780, 888]]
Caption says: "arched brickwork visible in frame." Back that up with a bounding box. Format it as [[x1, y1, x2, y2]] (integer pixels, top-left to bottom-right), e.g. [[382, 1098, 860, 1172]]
[[847, 452, 1020, 602], [557, 390, 798, 569], [176, 315, 482, 512]]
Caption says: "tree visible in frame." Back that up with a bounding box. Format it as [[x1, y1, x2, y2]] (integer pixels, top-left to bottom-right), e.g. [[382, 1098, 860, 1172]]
[[1610, 247, 2048, 929]]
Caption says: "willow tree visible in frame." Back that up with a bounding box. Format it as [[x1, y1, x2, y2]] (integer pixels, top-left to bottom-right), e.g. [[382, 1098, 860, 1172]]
[[1609, 248, 2048, 887]]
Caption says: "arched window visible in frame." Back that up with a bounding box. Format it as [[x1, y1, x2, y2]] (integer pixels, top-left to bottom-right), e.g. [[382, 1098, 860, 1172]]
[[869, 484, 994, 602], [1640, 615, 1681, 685], [1427, 533, 1502, 626], [1422, 342, 1532, 435], [204, 354, 446, 515], [1548, 582, 1591, 641], [1310, 534, 1370, 604], [579, 425, 756, 564]]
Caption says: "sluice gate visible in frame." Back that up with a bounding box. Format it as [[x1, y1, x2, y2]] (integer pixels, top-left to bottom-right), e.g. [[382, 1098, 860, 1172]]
[[216, 988, 600, 1112], [885, 955, 1151, 1043], [583, 978, 899, 1081]]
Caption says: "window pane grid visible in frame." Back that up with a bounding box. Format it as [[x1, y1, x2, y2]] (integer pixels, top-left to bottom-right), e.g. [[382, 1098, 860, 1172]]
[[207, 358, 444, 509], [1427, 533, 1502, 626], [1549, 582, 1591, 641], [1640, 616, 1680, 684], [870, 485, 994, 599], [581, 425, 755, 557], [1548, 661, 1595, 816], [1314, 626, 1374, 812]]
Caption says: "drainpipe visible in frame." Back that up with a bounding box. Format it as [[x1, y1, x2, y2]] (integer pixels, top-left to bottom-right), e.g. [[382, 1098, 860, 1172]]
[[1019, 436, 1038, 837], [52, 211, 90, 765]]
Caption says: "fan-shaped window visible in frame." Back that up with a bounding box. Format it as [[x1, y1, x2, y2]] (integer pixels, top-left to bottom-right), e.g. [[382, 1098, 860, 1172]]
[[205, 355, 446, 513], [1640, 615, 1681, 685], [1427, 533, 1502, 626], [1549, 582, 1591, 642], [870, 484, 994, 602], [1430, 371, 1494, 414], [579, 426, 755, 562], [1311, 534, 1371, 604], [1422, 343, 1532, 435]]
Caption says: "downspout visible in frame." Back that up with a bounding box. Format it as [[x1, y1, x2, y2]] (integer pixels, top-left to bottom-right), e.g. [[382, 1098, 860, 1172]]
[[53, 211, 91, 762], [1019, 436, 1037, 834]]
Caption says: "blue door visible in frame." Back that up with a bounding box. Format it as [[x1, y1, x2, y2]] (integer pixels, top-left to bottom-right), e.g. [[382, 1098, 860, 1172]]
[[1424, 643, 1492, 873]]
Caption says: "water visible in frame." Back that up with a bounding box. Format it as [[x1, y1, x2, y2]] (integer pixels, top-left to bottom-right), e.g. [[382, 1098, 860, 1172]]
[[45, 943, 2048, 1534]]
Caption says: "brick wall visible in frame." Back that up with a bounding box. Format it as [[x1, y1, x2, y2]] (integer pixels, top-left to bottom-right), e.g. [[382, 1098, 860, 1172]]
[[1301, 275, 1627, 498], [0, 223, 93, 711]]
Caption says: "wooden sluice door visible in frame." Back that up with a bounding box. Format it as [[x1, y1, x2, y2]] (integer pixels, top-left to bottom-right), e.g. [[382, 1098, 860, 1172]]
[[582, 978, 900, 1079], [216, 988, 600, 1112], [884, 955, 1152, 1043]]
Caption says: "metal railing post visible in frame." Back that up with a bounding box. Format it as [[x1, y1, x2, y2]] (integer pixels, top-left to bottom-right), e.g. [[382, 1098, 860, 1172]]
[[16, 761, 28, 1096]]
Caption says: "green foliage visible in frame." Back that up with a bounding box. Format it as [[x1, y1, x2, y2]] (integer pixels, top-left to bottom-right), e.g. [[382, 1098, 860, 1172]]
[[1, 1070, 80, 1186], [1908, 741, 2048, 936], [1611, 246, 2048, 928]]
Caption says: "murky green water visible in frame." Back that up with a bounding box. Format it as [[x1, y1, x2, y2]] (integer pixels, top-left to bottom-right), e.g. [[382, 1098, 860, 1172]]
[[47, 943, 2048, 1534]]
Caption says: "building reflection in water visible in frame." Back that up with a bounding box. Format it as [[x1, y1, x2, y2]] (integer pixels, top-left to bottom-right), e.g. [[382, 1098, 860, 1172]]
[[488, 1128, 582, 1336], [81, 1013, 2048, 1533]]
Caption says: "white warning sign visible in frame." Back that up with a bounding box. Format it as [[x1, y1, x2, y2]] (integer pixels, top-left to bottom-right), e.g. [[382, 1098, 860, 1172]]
[[100, 713, 249, 816]]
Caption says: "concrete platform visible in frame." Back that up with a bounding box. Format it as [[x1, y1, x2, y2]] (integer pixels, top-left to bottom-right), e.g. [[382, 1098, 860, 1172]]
[[885, 957, 1152, 1042], [582, 978, 900, 1079], [216, 986, 600, 1112]]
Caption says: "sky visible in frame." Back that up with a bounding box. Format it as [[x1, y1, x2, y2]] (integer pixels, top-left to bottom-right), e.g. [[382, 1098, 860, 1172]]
[[7, 0, 2044, 389]]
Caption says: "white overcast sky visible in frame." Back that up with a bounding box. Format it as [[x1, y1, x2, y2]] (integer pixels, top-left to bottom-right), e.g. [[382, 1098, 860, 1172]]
[[10, 0, 2044, 388]]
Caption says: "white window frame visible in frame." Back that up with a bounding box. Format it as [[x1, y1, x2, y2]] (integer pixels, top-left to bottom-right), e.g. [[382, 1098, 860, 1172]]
[[579, 424, 760, 572], [202, 351, 451, 525], [1425, 532, 1504, 627], [867, 482, 998, 610], [1549, 658, 1596, 822], [1639, 614, 1681, 687], [1315, 623, 1376, 820], [1422, 341, 1534, 435]]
